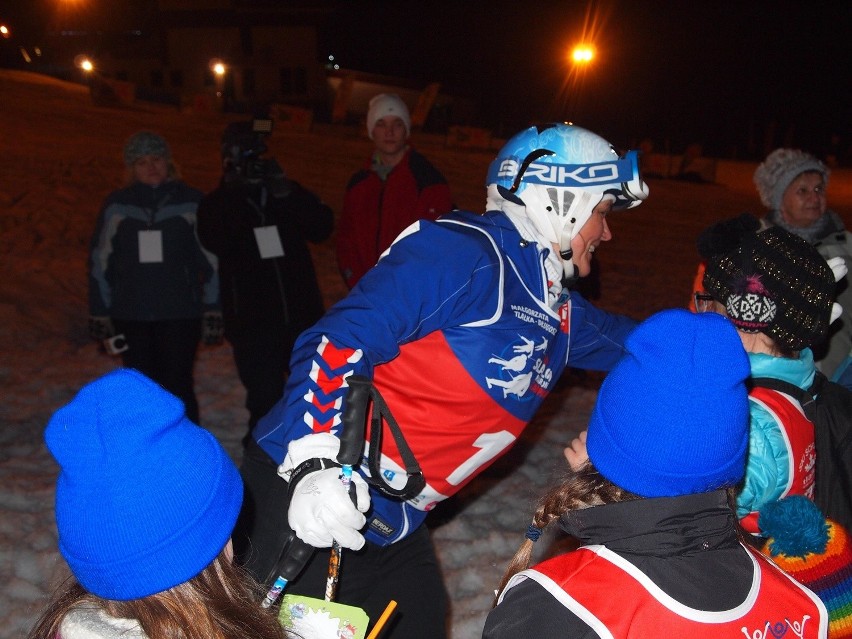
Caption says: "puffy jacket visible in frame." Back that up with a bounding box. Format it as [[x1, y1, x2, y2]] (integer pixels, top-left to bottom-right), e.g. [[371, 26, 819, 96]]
[[89, 180, 218, 321], [336, 147, 453, 288], [737, 348, 818, 522]]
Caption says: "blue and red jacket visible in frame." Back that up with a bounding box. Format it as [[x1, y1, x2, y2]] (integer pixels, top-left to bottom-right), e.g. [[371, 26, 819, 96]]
[[255, 209, 636, 545]]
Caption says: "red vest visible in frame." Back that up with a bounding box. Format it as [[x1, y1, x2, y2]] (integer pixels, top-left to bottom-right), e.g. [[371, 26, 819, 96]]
[[503, 545, 827, 638], [741, 387, 816, 533]]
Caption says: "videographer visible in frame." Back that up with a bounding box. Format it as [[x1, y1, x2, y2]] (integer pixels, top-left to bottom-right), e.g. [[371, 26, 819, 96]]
[[197, 119, 333, 443]]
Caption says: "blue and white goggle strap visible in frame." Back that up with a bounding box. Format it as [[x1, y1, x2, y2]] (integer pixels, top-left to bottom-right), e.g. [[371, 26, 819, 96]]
[[486, 149, 648, 210]]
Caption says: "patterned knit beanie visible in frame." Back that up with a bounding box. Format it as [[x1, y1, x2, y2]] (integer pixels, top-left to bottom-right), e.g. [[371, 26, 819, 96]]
[[760, 496, 852, 638], [45, 369, 242, 600], [754, 148, 829, 211], [586, 309, 750, 497], [123, 130, 171, 166], [702, 217, 836, 351]]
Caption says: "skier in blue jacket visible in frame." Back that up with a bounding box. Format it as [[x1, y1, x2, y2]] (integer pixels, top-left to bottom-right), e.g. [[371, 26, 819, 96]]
[[236, 123, 649, 638]]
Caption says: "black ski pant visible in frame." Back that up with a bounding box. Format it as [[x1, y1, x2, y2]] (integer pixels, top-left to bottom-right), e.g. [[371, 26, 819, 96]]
[[114, 318, 201, 423], [234, 441, 449, 639]]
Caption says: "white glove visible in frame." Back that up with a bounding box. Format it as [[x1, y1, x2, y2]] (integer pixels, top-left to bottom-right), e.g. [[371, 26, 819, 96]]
[[279, 433, 370, 551], [827, 256, 847, 282]]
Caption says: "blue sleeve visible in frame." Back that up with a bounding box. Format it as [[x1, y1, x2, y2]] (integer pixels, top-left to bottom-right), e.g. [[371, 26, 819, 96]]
[[566, 291, 637, 372], [254, 219, 503, 462], [736, 400, 790, 520]]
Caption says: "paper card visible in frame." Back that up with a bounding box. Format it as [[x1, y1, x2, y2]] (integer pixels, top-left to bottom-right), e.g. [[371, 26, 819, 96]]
[[279, 594, 369, 639], [254, 225, 285, 259], [138, 230, 163, 263]]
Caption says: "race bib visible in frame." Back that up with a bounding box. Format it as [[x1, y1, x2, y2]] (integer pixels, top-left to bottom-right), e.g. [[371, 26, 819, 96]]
[[254, 226, 285, 259], [138, 230, 163, 263]]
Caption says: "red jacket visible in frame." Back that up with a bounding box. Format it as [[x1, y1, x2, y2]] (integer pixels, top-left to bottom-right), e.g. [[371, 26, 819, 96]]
[[336, 147, 452, 288]]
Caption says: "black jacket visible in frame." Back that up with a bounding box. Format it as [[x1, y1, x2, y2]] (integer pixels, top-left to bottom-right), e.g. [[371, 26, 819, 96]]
[[197, 177, 333, 336], [483, 491, 755, 638], [89, 180, 217, 321]]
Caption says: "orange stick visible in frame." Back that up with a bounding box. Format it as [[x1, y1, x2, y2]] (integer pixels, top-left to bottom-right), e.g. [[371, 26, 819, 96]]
[[365, 599, 398, 639]]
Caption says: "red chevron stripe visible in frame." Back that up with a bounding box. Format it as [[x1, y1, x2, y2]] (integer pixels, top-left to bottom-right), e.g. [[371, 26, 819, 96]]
[[317, 336, 360, 369]]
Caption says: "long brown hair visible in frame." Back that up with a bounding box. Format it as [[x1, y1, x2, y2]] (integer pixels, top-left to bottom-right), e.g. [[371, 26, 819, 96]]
[[27, 548, 289, 639], [493, 462, 639, 601]]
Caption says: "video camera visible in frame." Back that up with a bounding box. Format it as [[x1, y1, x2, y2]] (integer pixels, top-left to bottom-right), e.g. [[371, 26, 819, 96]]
[[221, 118, 289, 196]]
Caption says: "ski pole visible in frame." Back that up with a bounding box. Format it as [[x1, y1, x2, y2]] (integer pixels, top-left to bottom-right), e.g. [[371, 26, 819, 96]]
[[260, 531, 315, 608], [324, 465, 350, 601], [324, 376, 371, 601]]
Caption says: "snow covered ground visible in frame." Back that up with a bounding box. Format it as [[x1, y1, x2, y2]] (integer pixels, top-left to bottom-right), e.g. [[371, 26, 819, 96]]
[[2, 69, 851, 638]]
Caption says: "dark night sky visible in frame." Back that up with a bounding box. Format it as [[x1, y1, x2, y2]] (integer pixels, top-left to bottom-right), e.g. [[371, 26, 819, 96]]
[[319, 0, 851, 158], [2, 0, 850, 158]]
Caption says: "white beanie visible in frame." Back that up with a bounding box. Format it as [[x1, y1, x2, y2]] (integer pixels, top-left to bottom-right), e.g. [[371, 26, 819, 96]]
[[367, 93, 411, 139], [753, 148, 829, 211]]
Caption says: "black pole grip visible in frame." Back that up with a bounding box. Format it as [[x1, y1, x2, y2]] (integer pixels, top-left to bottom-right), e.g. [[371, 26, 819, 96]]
[[338, 375, 371, 467]]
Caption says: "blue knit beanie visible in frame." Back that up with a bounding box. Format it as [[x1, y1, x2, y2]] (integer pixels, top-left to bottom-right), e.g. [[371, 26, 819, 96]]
[[44, 369, 242, 600], [586, 309, 750, 497]]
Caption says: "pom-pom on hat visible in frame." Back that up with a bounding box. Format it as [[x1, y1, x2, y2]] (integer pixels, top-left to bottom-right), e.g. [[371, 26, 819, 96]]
[[586, 309, 750, 498], [366, 93, 411, 139], [760, 496, 852, 637], [754, 148, 829, 212], [702, 218, 836, 351], [44, 369, 243, 600], [123, 131, 171, 166]]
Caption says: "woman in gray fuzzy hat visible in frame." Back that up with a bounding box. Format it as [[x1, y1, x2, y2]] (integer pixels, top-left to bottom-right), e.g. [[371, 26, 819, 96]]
[[753, 148, 852, 387]]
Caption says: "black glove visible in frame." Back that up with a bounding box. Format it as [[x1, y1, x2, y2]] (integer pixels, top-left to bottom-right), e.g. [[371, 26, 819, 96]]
[[88, 316, 114, 341], [202, 311, 224, 345]]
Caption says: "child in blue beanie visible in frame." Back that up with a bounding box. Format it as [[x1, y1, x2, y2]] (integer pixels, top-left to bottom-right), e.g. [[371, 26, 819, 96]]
[[27, 369, 287, 639], [484, 309, 829, 638]]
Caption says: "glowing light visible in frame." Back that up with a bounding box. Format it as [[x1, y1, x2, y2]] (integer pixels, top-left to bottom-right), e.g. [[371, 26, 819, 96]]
[[0, 25, 10, 39], [571, 45, 594, 64], [74, 54, 94, 72]]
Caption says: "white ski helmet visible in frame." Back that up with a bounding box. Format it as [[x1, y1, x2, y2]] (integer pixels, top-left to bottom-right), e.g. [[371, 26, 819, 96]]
[[486, 123, 648, 272]]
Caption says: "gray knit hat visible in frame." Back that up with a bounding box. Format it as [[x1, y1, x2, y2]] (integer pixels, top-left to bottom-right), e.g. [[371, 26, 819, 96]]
[[123, 131, 171, 166], [753, 148, 829, 211]]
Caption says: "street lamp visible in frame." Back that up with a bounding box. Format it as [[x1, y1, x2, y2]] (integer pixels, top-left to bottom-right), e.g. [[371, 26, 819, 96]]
[[557, 41, 597, 124], [74, 53, 95, 74], [571, 45, 594, 65]]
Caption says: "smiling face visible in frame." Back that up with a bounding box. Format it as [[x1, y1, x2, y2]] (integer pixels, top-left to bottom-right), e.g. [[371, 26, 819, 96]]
[[568, 199, 613, 278], [780, 171, 827, 228], [132, 154, 169, 187]]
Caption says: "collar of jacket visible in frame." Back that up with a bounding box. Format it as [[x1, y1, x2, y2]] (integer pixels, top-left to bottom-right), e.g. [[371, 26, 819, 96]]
[[558, 490, 741, 557]]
